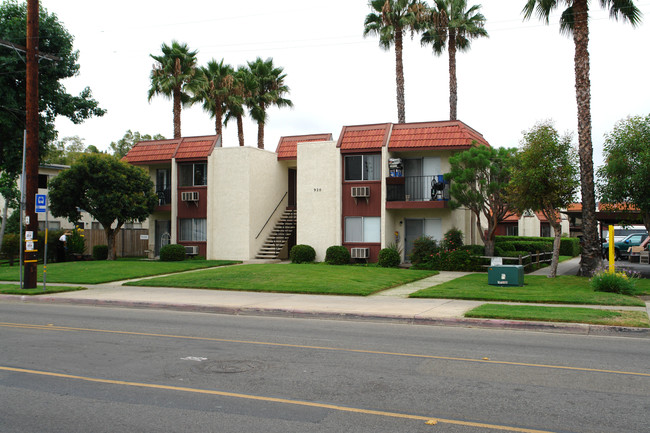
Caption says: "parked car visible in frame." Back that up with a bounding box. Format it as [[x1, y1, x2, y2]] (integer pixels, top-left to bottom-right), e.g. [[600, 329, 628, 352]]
[[602, 233, 648, 260]]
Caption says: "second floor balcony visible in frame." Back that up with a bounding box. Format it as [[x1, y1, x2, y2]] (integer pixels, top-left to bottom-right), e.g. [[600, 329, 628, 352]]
[[156, 187, 172, 206], [386, 175, 450, 209]]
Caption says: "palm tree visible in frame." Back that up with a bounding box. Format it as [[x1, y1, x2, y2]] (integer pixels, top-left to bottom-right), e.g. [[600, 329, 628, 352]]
[[224, 67, 255, 147], [420, 0, 488, 120], [522, 0, 641, 276], [148, 41, 200, 139], [193, 59, 235, 136], [364, 0, 422, 124], [246, 57, 293, 149]]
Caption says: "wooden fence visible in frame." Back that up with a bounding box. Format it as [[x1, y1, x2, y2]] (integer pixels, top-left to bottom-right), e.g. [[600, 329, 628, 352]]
[[83, 228, 149, 258], [481, 251, 554, 272]]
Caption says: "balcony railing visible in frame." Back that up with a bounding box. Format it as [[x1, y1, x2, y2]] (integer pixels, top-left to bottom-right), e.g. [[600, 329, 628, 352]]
[[386, 175, 450, 202], [156, 188, 171, 206]]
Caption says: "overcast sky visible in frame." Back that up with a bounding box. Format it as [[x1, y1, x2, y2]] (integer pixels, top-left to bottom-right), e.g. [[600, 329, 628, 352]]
[[46, 0, 650, 169]]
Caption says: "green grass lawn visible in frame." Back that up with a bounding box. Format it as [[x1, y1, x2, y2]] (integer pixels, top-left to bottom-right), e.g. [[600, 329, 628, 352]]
[[0, 259, 239, 284], [125, 263, 438, 296], [465, 304, 650, 328], [409, 274, 646, 306], [0, 284, 86, 295]]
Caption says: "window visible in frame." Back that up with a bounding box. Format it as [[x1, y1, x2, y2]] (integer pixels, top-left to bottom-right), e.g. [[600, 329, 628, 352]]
[[344, 154, 381, 181], [345, 216, 380, 243], [540, 223, 551, 238], [179, 163, 207, 186], [38, 174, 48, 189], [180, 218, 207, 241], [506, 224, 519, 236]]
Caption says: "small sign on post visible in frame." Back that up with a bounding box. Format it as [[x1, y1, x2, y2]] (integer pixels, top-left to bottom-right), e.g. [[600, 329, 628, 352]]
[[35, 193, 47, 213]]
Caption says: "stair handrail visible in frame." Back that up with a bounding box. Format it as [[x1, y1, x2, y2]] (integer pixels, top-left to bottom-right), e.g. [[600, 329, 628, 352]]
[[256, 191, 288, 240]]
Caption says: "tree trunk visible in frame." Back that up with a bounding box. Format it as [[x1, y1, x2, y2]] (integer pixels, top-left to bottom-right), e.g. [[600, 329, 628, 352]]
[[0, 202, 8, 253], [173, 86, 182, 139], [448, 30, 458, 121], [257, 121, 265, 149], [105, 226, 120, 261], [573, 1, 599, 276], [215, 106, 223, 137], [548, 222, 562, 278], [394, 28, 406, 124], [237, 115, 244, 146]]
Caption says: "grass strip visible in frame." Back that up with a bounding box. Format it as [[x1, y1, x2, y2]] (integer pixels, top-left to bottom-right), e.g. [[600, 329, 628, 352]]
[[0, 284, 86, 295], [409, 274, 645, 306], [125, 263, 437, 296], [0, 260, 240, 284], [465, 304, 650, 328]]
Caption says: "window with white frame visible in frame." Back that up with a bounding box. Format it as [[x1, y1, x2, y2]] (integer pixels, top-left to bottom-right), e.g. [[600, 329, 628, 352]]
[[179, 163, 207, 186], [345, 216, 380, 243], [344, 154, 381, 181], [180, 218, 207, 241]]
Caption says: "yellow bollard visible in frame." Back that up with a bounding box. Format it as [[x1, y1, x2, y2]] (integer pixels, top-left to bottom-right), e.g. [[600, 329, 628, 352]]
[[609, 225, 615, 273]]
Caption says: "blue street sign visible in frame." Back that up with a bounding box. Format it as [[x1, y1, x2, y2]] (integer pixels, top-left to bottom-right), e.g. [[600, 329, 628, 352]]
[[35, 193, 47, 213]]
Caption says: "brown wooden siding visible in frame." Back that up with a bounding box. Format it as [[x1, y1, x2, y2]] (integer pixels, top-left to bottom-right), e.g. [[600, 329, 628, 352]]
[[83, 229, 149, 257]]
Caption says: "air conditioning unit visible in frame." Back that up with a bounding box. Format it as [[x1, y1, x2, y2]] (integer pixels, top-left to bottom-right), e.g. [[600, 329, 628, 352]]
[[350, 247, 369, 259], [181, 191, 199, 201], [185, 245, 199, 255], [351, 187, 370, 198]]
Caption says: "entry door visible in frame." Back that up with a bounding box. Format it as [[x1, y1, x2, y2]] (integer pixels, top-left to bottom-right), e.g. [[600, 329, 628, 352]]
[[155, 220, 171, 256], [404, 218, 442, 262], [288, 168, 297, 209]]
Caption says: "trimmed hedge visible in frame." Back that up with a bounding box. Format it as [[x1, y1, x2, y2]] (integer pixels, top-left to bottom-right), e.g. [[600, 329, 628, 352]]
[[378, 248, 401, 268], [93, 245, 108, 260], [325, 246, 350, 265], [496, 235, 580, 256], [160, 244, 186, 261], [412, 249, 482, 272], [290, 244, 316, 264]]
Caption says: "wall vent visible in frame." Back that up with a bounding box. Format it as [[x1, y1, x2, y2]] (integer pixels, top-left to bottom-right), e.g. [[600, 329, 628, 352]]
[[350, 247, 369, 259], [185, 245, 199, 255], [181, 191, 199, 201], [351, 186, 370, 198]]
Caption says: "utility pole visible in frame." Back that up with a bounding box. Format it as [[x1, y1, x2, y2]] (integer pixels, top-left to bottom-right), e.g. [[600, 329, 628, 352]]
[[24, 0, 39, 288]]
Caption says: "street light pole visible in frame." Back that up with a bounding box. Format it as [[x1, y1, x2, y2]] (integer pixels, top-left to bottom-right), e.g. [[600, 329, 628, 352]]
[[24, 0, 39, 288]]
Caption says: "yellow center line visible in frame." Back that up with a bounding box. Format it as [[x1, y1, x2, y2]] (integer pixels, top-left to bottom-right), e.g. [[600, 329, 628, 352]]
[[1, 322, 648, 377], [0, 365, 556, 433]]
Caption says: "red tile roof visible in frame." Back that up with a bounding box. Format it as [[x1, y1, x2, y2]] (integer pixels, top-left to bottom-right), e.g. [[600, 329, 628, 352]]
[[276, 133, 333, 160], [123, 135, 220, 164], [388, 120, 489, 151], [337, 123, 392, 153]]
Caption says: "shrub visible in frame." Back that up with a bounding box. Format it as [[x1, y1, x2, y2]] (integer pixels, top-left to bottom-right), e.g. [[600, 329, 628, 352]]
[[415, 249, 482, 272], [290, 244, 316, 264], [67, 227, 86, 256], [590, 268, 637, 295], [442, 228, 463, 251], [378, 247, 401, 268], [1, 233, 20, 265], [495, 235, 580, 257], [460, 244, 486, 255], [409, 236, 439, 265], [325, 246, 350, 265], [160, 244, 186, 261], [93, 245, 108, 260]]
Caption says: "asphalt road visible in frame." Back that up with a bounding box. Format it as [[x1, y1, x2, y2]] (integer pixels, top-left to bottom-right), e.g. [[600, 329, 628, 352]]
[[1, 303, 649, 433]]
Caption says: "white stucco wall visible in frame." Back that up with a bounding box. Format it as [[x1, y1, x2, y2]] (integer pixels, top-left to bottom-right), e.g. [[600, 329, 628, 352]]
[[206, 146, 287, 260], [296, 140, 341, 261]]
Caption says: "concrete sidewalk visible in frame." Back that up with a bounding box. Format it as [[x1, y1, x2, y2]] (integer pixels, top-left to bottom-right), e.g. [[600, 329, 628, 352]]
[[2, 264, 648, 337]]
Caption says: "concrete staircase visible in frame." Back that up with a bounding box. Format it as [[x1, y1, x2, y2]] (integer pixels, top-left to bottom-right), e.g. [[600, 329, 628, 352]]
[[255, 208, 296, 259]]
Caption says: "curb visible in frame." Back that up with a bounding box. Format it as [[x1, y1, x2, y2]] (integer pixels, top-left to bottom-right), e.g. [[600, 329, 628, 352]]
[[3, 294, 649, 338]]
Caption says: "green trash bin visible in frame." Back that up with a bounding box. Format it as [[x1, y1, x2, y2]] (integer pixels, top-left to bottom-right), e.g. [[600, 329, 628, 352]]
[[488, 265, 524, 287]]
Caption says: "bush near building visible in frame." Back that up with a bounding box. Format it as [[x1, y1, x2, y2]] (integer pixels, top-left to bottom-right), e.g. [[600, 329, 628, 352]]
[[325, 246, 350, 265], [290, 244, 316, 264], [160, 244, 186, 261], [496, 236, 580, 257]]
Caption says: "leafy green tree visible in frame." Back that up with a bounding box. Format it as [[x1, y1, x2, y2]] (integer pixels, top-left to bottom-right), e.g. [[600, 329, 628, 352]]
[[224, 67, 255, 147], [109, 130, 165, 159], [48, 154, 158, 260], [247, 57, 293, 149], [148, 41, 201, 139], [522, 0, 642, 276], [0, 0, 105, 173], [598, 114, 650, 234], [193, 59, 235, 137], [509, 121, 579, 277], [43, 136, 88, 165], [364, 0, 421, 124], [420, 0, 488, 120], [444, 144, 515, 256], [0, 172, 20, 253]]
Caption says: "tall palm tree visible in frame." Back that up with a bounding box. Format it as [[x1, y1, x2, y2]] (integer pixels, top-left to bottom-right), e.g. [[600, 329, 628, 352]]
[[148, 41, 200, 139], [420, 0, 488, 120], [193, 59, 235, 136], [364, 0, 422, 124], [523, 0, 641, 276], [224, 67, 255, 147], [246, 57, 293, 149]]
